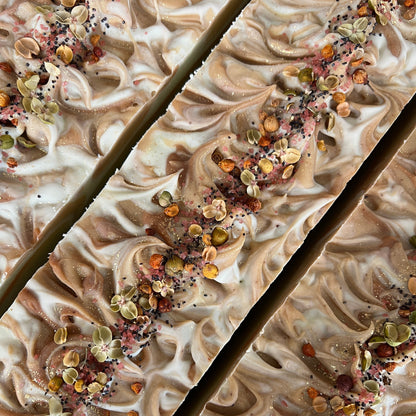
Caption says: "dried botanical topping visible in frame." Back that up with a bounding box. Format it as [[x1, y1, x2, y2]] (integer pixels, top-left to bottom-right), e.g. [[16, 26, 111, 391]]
[[188, 224, 202, 237], [409, 276, 416, 294], [54, 327, 68, 345], [258, 135, 271, 147], [90, 34, 101, 47], [326, 112, 336, 131], [375, 343, 394, 358], [336, 102, 351, 118], [336, 374, 353, 393], [74, 379, 85, 393], [312, 396, 327, 413], [410, 235, 416, 248], [0, 92, 10, 108], [332, 92, 346, 104], [110, 287, 138, 320], [0, 135, 14, 150], [358, 5, 369, 16], [211, 227, 229, 247], [298, 67, 314, 83], [307, 386, 319, 399], [55, 5, 89, 40], [246, 129, 262, 145], [164, 203, 179, 217], [353, 68, 368, 84], [263, 115, 280, 132], [131, 382, 143, 395], [343, 403, 357, 415], [203, 199, 227, 221], [202, 263, 219, 279], [63, 350, 80, 367], [6, 157, 17, 168], [329, 396, 344, 412], [302, 343, 315, 357], [317, 140, 327, 152], [0, 62, 13, 73], [62, 367, 78, 384], [202, 245, 217, 262], [14, 37, 40, 59], [258, 158, 273, 174], [164, 255, 184, 276], [282, 65, 299, 77], [48, 376, 63, 392], [61, 0, 76, 6], [91, 326, 123, 362], [158, 298, 172, 313], [337, 17, 369, 44], [56, 45, 73, 65], [150, 253, 164, 269], [240, 169, 260, 198], [246, 197, 262, 213], [158, 190, 173, 207], [321, 44, 334, 60], [218, 158, 235, 173], [383, 362, 397, 373]]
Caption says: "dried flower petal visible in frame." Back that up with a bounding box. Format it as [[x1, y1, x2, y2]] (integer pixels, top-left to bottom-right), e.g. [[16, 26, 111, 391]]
[[63, 350, 80, 367], [211, 227, 229, 246], [240, 169, 255, 186], [87, 382, 103, 394], [246, 129, 261, 144], [165, 255, 184, 276], [312, 396, 327, 413], [0, 134, 14, 150], [56, 45, 73, 65], [203, 199, 227, 221], [54, 327, 68, 345], [409, 276, 416, 294], [258, 158, 273, 174], [336, 101, 351, 117], [202, 263, 219, 279], [263, 115, 279, 132], [298, 67, 314, 83], [188, 224, 202, 237], [282, 65, 299, 77], [48, 376, 63, 392], [63, 367, 78, 385], [202, 246, 217, 262], [48, 397, 72, 416], [0, 91, 10, 108], [158, 191, 172, 207], [14, 37, 40, 59]]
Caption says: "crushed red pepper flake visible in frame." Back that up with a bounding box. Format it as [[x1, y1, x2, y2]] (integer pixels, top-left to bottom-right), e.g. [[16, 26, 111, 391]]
[[302, 343, 316, 357], [131, 382, 143, 395]]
